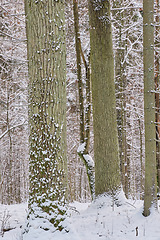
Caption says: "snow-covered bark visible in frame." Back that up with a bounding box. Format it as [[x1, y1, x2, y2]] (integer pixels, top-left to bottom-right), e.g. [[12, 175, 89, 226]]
[[77, 143, 95, 199], [24, 0, 67, 230]]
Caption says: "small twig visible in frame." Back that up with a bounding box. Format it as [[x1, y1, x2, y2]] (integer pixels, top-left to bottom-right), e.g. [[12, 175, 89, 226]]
[[125, 201, 136, 209], [0, 209, 11, 237], [68, 205, 80, 214]]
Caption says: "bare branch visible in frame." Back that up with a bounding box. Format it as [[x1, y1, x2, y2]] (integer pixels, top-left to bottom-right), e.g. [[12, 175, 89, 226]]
[[0, 121, 27, 140]]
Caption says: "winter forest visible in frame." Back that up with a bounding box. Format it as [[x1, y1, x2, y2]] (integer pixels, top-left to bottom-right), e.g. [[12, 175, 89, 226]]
[[0, 0, 160, 239]]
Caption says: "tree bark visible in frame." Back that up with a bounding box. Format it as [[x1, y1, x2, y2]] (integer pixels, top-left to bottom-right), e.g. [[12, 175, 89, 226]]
[[25, 0, 67, 230], [143, 0, 157, 216], [155, 0, 160, 192], [88, 0, 121, 196]]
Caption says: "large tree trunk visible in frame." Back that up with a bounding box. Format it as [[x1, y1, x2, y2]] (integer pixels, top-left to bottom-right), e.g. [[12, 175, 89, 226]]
[[155, 0, 160, 192], [88, 0, 121, 196], [143, 0, 157, 216], [24, 0, 67, 230]]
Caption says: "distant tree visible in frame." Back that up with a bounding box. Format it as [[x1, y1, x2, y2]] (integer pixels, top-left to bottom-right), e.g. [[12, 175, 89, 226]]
[[143, 0, 157, 216], [88, 0, 121, 196], [65, 0, 93, 202], [112, 0, 128, 198], [73, 0, 91, 154], [112, 0, 145, 200], [73, 0, 85, 144], [24, 0, 67, 230]]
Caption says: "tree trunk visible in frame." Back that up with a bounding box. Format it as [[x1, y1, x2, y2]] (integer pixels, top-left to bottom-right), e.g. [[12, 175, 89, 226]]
[[155, 0, 160, 192], [112, 0, 129, 198], [73, 0, 85, 144], [143, 0, 157, 216], [73, 0, 94, 198], [88, 0, 121, 196], [24, 0, 67, 230]]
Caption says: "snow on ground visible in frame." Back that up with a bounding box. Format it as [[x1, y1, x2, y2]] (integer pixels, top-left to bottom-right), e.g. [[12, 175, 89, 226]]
[[1, 194, 160, 240], [0, 203, 27, 240]]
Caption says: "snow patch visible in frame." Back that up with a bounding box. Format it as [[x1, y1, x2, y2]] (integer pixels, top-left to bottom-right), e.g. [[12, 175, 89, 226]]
[[83, 154, 94, 168], [77, 142, 86, 154]]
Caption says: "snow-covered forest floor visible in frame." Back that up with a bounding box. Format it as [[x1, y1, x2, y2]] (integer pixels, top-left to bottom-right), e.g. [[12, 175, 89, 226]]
[[0, 192, 160, 240]]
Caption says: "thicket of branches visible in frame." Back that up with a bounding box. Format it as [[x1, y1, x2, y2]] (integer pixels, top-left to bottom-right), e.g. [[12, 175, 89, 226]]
[[0, 0, 28, 204]]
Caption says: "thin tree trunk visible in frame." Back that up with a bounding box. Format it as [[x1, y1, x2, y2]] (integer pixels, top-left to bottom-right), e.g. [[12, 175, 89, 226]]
[[73, 0, 93, 198], [6, 87, 13, 205], [73, 0, 85, 144], [73, 0, 91, 152], [113, 0, 130, 198]]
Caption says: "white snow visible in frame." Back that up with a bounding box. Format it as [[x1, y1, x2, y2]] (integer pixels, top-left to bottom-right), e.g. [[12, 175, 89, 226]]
[[1, 195, 160, 240], [0, 203, 27, 240], [77, 142, 86, 154], [83, 154, 95, 167]]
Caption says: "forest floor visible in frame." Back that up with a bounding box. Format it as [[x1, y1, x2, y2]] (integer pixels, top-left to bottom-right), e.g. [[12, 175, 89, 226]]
[[0, 192, 160, 240]]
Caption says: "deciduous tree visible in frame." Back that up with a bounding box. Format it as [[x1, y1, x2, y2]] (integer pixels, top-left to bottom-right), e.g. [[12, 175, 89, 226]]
[[143, 0, 157, 216], [24, 0, 67, 230], [88, 0, 121, 196]]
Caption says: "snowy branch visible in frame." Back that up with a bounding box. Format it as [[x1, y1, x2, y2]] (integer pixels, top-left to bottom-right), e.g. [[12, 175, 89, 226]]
[[77, 143, 95, 199]]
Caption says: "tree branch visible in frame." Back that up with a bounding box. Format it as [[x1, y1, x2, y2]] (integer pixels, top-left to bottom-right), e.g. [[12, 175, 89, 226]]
[[0, 121, 27, 140]]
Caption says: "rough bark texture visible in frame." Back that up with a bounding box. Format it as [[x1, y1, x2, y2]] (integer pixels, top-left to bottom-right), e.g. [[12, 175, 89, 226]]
[[155, 0, 160, 192], [143, 0, 157, 216], [25, 0, 67, 230], [88, 0, 121, 196]]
